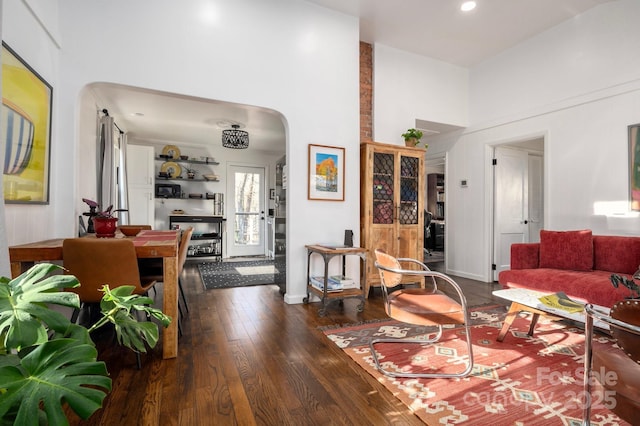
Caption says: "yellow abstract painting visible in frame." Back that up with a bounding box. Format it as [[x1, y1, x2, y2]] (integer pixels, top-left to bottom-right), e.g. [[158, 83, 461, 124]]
[[2, 42, 52, 203]]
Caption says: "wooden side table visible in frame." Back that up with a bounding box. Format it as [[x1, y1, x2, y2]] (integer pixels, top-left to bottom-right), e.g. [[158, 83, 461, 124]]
[[304, 245, 367, 317]]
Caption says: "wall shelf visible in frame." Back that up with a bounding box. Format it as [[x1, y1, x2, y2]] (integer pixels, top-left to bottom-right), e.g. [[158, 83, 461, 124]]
[[156, 156, 219, 165]]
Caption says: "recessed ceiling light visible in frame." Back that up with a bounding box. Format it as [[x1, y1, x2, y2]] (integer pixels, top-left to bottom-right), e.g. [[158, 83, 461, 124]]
[[461, 1, 476, 12]]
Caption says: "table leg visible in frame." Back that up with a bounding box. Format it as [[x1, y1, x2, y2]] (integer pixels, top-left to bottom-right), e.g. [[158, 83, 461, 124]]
[[528, 313, 540, 336], [497, 302, 522, 342], [10, 261, 32, 279], [162, 255, 179, 359]]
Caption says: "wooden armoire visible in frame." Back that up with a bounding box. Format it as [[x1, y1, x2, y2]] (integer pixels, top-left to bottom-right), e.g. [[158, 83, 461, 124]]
[[360, 141, 425, 296]]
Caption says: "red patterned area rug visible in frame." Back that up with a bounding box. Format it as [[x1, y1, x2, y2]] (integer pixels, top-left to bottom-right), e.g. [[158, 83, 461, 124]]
[[323, 310, 629, 425]]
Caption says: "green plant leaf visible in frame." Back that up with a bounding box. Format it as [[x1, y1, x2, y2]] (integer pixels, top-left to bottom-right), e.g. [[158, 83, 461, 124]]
[[0, 338, 111, 424], [0, 264, 80, 351], [90, 285, 171, 353]]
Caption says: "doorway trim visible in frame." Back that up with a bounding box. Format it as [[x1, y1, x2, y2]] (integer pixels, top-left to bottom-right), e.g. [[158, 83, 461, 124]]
[[425, 152, 447, 269]]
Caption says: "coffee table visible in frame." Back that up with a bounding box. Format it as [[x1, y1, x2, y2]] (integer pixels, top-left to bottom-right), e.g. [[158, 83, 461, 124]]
[[493, 288, 610, 342]]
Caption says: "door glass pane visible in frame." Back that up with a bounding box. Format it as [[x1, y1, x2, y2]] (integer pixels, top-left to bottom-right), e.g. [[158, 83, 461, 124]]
[[234, 172, 260, 245], [399, 156, 419, 225], [372, 153, 394, 224]]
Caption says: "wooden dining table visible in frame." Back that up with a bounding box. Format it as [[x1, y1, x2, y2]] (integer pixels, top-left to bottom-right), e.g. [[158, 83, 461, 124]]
[[8, 230, 181, 359]]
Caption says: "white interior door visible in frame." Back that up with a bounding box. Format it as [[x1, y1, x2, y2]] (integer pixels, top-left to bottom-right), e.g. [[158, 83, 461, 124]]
[[493, 147, 529, 280], [226, 164, 266, 257]]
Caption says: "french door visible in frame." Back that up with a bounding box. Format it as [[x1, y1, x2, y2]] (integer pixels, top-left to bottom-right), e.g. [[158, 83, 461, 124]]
[[226, 164, 266, 257]]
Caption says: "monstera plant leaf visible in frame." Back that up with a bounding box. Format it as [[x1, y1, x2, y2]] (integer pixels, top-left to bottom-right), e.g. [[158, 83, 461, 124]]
[[0, 263, 80, 352], [0, 264, 171, 424], [89, 285, 171, 353], [0, 263, 111, 424], [0, 338, 111, 424]]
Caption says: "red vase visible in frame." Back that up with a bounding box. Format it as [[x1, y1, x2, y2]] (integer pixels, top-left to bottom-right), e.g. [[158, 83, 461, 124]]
[[93, 217, 118, 238]]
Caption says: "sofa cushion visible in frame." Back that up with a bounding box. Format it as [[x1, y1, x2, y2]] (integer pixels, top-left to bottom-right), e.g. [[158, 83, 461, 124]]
[[510, 243, 540, 269], [498, 269, 635, 307], [593, 235, 640, 275], [539, 229, 593, 271]]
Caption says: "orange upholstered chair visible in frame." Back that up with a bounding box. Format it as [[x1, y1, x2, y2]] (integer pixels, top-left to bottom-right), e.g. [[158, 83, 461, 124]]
[[63, 238, 157, 323], [372, 249, 474, 378], [583, 301, 640, 424]]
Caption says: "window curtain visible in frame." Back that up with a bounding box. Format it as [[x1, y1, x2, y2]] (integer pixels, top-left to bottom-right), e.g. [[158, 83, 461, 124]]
[[97, 114, 115, 211]]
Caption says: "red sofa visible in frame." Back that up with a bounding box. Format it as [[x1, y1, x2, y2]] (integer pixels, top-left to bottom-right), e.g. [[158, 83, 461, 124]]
[[498, 230, 640, 308]]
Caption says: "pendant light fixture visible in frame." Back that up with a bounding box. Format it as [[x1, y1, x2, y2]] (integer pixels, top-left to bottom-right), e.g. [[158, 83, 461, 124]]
[[222, 124, 249, 149]]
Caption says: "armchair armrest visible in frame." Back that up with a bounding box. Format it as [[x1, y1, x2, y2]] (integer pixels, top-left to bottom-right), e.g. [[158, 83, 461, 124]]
[[510, 243, 540, 269]]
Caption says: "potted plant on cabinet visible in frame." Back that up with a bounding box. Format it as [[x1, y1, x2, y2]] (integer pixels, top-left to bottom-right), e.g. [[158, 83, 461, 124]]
[[401, 128, 427, 149], [0, 263, 171, 424]]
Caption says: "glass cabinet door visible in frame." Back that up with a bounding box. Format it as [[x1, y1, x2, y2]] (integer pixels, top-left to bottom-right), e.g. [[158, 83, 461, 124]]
[[399, 155, 419, 225], [372, 152, 395, 224]]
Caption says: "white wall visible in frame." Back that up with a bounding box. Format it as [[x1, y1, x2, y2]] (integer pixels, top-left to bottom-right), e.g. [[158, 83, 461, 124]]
[[428, 0, 640, 282], [470, 0, 640, 125], [373, 43, 468, 145], [0, 0, 7, 277], [3, 0, 361, 303]]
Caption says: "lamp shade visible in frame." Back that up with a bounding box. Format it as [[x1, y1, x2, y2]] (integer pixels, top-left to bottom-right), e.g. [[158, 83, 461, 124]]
[[222, 124, 249, 149]]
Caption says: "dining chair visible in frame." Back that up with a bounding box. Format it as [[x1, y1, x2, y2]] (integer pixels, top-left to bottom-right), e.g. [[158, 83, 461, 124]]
[[372, 249, 474, 378], [583, 301, 640, 424], [138, 227, 193, 330], [63, 238, 158, 368]]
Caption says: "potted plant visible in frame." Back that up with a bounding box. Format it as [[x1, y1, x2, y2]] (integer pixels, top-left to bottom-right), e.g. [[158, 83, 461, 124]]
[[401, 128, 427, 149], [82, 198, 126, 238], [0, 263, 171, 424], [610, 273, 640, 298]]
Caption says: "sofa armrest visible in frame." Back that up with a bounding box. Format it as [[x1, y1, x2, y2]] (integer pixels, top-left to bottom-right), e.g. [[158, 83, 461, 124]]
[[511, 243, 540, 269]]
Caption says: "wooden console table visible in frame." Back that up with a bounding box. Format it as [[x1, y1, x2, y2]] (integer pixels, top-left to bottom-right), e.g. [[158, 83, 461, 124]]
[[304, 244, 367, 316]]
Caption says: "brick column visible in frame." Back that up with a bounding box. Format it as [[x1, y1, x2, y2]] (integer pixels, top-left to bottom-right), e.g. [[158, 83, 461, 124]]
[[360, 42, 373, 143]]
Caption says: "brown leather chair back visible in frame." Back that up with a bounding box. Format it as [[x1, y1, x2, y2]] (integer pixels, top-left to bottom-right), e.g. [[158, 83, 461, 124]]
[[63, 238, 143, 302]]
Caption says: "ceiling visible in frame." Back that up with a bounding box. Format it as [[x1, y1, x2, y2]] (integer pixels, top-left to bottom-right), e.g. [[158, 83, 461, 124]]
[[307, 0, 613, 67], [90, 0, 614, 152]]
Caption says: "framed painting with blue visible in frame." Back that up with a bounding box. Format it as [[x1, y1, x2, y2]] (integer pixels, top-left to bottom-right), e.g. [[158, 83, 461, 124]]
[[1, 41, 53, 204], [308, 144, 345, 201]]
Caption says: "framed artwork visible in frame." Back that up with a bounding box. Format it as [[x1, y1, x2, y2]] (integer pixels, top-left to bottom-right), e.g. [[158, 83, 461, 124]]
[[2, 41, 53, 204], [630, 123, 640, 210], [308, 144, 345, 201]]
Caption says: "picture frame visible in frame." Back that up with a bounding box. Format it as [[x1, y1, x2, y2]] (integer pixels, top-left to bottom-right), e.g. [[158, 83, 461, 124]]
[[308, 144, 345, 201], [270, 188, 275, 200], [2, 41, 53, 204], [629, 123, 640, 210]]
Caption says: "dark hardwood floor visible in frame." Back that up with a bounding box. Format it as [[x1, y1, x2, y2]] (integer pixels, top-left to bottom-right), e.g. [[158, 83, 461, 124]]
[[68, 260, 506, 425]]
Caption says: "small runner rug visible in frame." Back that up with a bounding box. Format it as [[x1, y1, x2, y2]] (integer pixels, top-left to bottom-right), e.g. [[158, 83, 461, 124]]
[[323, 312, 628, 425], [199, 258, 285, 290]]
